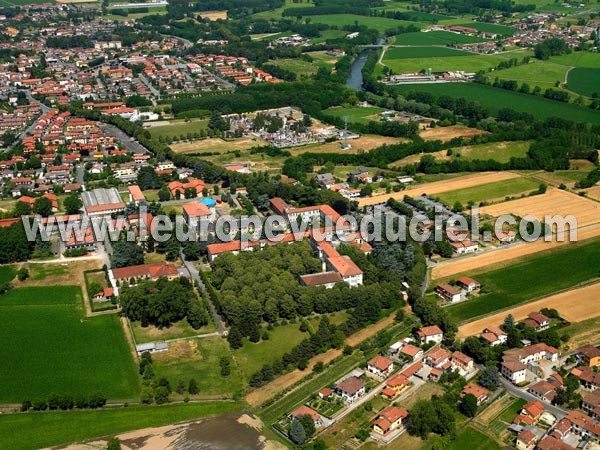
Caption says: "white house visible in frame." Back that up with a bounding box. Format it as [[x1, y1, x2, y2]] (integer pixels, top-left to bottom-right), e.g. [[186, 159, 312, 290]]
[[416, 325, 444, 344], [501, 361, 527, 384]]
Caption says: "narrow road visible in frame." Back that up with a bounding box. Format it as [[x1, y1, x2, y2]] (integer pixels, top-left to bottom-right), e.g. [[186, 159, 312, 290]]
[[180, 250, 226, 335], [500, 378, 568, 419]]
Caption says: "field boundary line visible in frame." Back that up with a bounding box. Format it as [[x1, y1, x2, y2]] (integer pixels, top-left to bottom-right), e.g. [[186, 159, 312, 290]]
[[456, 278, 600, 326]]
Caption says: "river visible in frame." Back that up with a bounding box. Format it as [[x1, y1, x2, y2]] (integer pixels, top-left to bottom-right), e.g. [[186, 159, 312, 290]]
[[346, 40, 384, 90]]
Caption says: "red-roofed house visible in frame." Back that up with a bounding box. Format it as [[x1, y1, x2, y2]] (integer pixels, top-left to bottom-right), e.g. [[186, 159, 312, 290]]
[[128, 185, 145, 205], [168, 178, 205, 198], [461, 383, 489, 405], [336, 376, 366, 403], [182, 202, 214, 232], [372, 405, 409, 438], [367, 355, 394, 378], [416, 325, 444, 344], [456, 277, 480, 292], [289, 405, 323, 427], [382, 373, 411, 399], [112, 262, 179, 283], [516, 429, 537, 450]]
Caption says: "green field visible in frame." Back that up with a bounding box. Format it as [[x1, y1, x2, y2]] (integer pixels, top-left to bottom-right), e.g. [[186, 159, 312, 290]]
[[457, 21, 516, 35], [382, 48, 527, 73], [446, 427, 502, 450], [0, 0, 54, 6], [0, 402, 243, 450], [323, 106, 385, 124], [153, 336, 246, 397], [489, 397, 527, 435], [305, 14, 423, 32], [267, 57, 331, 79], [391, 83, 600, 123], [131, 318, 214, 344], [0, 265, 16, 284], [444, 239, 600, 323], [456, 141, 530, 162], [552, 51, 600, 68], [436, 177, 539, 206], [567, 67, 600, 97], [489, 60, 569, 91], [148, 119, 208, 140], [395, 31, 489, 45], [0, 286, 139, 403]]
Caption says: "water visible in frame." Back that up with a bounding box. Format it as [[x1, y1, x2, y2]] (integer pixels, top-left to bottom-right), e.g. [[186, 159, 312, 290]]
[[346, 52, 369, 90]]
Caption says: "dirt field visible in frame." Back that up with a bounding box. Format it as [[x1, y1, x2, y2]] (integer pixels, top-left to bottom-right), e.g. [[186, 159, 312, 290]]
[[431, 224, 600, 280], [290, 135, 409, 155], [171, 137, 265, 154], [198, 10, 227, 20], [358, 171, 521, 207], [419, 125, 488, 142], [457, 282, 600, 338], [480, 188, 600, 228], [584, 186, 600, 202], [245, 312, 396, 407]]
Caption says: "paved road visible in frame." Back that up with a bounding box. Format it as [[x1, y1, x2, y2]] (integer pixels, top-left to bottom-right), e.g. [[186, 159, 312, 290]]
[[180, 250, 226, 335], [500, 378, 568, 419], [101, 124, 148, 154], [137, 74, 161, 99]]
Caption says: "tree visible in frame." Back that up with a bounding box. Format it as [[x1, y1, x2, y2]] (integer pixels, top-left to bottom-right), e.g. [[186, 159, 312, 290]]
[[33, 197, 53, 217], [227, 326, 243, 349], [289, 419, 307, 445], [112, 240, 144, 268], [408, 400, 436, 438], [17, 268, 29, 281], [176, 380, 186, 395], [479, 366, 500, 391], [107, 437, 121, 450], [220, 357, 231, 377], [140, 386, 154, 404], [158, 186, 171, 201], [187, 299, 209, 329], [459, 393, 478, 418], [64, 193, 83, 215], [154, 386, 170, 404], [188, 378, 199, 395], [299, 414, 316, 438]]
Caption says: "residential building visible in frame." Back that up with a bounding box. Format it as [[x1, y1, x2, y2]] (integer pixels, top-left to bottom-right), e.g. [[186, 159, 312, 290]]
[[514, 400, 544, 425], [382, 373, 411, 399], [502, 360, 527, 385], [451, 351, 474, 373], [400, 344, 423, 362], [461, 383, 489, 405], [564, 410, 600, 439], [182, 202, 214, 233], [111, 262, 179, 283], [128, 185, 145, 205], [528, 380, 558, 403], [456, 276, 480, 292], [367, 355, 394, 378], [578, 345, 600, 367], [299, 271, 342, 288], [434, 282, 462, 303], [516, 429, 537, 450], [582, 390, 600, 420], [372, 406, 409, 437], [425, 348, 451, 369], [572, 366, 600, 391], [536, 436, 575, 450], [480, 326, 508, 347], [336, 376, 366, 403], [416, 325, 444, 344], [289, 405, 323, 427], [522, 311, 550, 332]]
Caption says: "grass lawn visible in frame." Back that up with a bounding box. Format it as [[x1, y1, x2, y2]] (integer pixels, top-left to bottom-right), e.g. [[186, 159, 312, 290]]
[[444, 239, 600, 323], [488, 60, 569, 91], [552, 51, 600, 69], [152, 336, 245, 397], [456, 21, 516, 35], [258, 352, 364, 424], [382, 48, 527, 73], [313, 29, 347, 43], [0, 401, 244, 450], [390, 83, 600, 123], [233, 321, 311, 379], [457, 141, 530, 162], [323, 106, 385, 125], [489, 397, 526, 435], [0, 265, 16, 284], [567, 67, 600, 97], [305, 14, 423, 32], [0, 286, 139, 403], [395, 31, 489, 45], [147, 119, 208, 140], [447, 426, 502, 450], [436, 177, 539, 205], [267, 56, 337, 79], [131, 317, 215, 344]]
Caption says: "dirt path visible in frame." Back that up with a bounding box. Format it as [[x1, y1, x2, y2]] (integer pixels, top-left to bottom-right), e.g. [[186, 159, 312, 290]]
[[359, 172, 521, 207], [245, 312, 396, 407], [457, 281, 600, 338], [431, 224, 600, 280]]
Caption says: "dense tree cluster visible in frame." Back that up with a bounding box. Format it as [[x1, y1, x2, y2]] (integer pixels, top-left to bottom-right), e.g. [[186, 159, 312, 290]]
[[21, 392, 107, 412], [120, 277, 209, 329], [0, 221, 34, 264]]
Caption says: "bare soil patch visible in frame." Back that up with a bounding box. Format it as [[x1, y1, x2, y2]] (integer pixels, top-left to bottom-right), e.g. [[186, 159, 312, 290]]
[[359, 171, 520, 207], [290, 135, 408, 155], [198, 10, 227, 20], [457, 282, 600, 338], [419, 125, 488, 142], [171, 137, 264, 154], [481, 188, 600, 228]]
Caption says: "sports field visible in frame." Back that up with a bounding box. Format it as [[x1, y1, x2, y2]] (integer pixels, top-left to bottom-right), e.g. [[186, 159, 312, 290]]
[[304, 14, 422, 32], [148, 119, 208, 140], [395, 31, 489, 45], [489, 60, 569, 91], [458, 281, 600, 338], [0, 286, 139, 403], [0, 402, 243, 450], [567, 67, 600, 97], [391, 83, 600, 123], [480, 188, 600, 228], [382, 48, 519, 73], [436, 177, 539, 206], [323, 106, 385, 124], [444, 238, 600, 323]]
